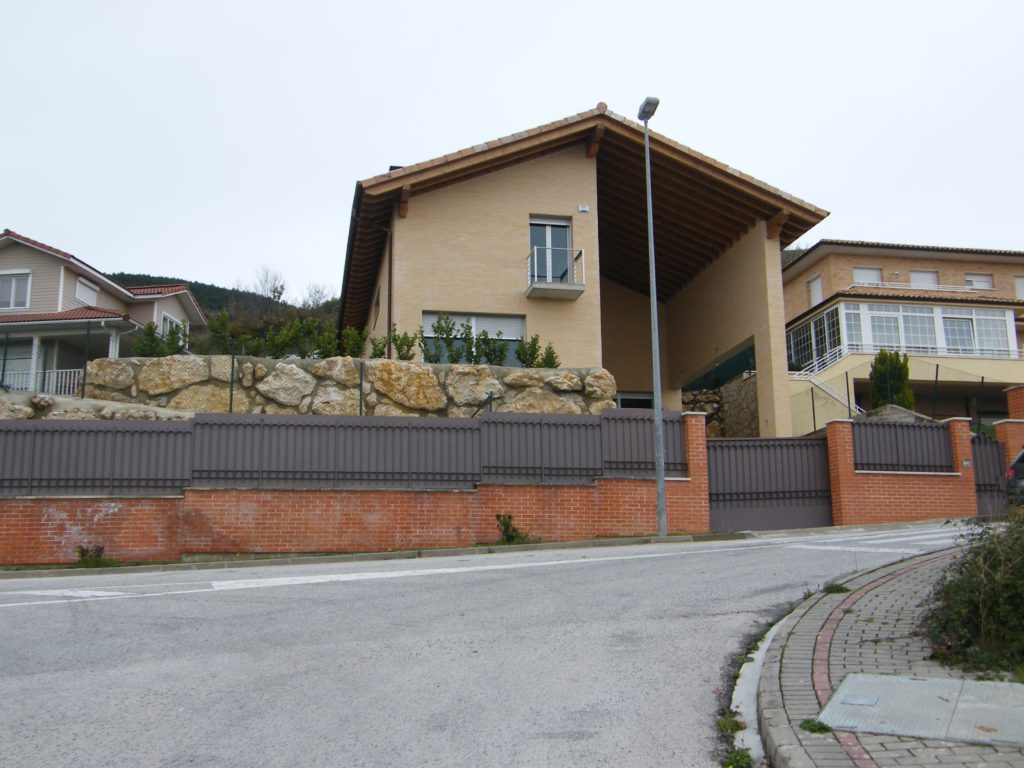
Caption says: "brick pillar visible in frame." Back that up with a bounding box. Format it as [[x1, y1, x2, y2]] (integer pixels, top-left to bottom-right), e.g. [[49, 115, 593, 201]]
[[1007, 385, 1024, 420], [825, 420, 855, 526], [994, 420, 1024, 470], [674, 412, 710, 533], [944, 417, 978, 518]]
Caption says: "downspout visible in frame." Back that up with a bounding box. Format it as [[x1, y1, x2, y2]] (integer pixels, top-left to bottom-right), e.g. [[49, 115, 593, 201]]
[[386, 225, 394, 359]]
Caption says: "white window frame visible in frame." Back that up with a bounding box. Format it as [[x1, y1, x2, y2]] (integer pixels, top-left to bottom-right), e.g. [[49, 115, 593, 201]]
[[852, 266, 883, 285], [421, 312, 525, 365], [528, 216, 573, 284], [808, 275, 823, 306], [75, 277, 99, 305], [965, 272, 994, 290], [0, 270, 31, 310], [1015, 276, 1024, 300], [161, 312, 184, 337]]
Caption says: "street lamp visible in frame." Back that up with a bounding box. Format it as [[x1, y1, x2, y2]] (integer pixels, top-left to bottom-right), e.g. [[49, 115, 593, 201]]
[[638, 96, 667, 538]]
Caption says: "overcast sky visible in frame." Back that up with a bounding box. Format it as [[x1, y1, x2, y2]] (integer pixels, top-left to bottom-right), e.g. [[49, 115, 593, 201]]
[[3, 1, 1022, 303]]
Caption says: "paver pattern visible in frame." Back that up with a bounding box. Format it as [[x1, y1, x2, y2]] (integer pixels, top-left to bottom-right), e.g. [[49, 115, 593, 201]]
[[759, 550, 1024, 768]]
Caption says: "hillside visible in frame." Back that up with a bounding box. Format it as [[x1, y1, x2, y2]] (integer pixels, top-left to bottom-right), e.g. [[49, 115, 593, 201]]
[[107, 272, 285, 315]]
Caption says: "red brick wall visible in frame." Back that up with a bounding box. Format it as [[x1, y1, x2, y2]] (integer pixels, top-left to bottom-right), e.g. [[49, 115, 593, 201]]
[[826, 418, 977, 526], [0, 497, 182, 565], [1007, 386, 1024, 420], [994, 420, 1024, 470]]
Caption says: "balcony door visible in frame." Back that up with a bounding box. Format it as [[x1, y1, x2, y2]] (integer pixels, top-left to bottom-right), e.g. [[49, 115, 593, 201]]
[[529, 218, 571, 283]]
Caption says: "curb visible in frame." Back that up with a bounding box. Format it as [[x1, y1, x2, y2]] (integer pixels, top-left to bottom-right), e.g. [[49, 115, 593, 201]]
[[756, 549, 959, 768], [0, 531, 751, 580]]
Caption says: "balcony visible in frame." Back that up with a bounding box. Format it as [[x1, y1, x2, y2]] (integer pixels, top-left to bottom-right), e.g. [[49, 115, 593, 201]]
[[1, 369, 81, 397], [525, 248, 585, 300]]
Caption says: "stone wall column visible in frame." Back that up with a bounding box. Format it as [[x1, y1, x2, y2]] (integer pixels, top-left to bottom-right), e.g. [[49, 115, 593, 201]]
[[944, 417, 978, 518], [825, 420, 854, 526]]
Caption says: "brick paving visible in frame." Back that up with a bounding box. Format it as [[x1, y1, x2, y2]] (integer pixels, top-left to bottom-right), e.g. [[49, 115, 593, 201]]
[[757, 550, 1024, 768]]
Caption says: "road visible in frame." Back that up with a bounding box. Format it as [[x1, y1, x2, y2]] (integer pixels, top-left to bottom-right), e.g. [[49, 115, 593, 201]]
[[0, 522, 962, 767]]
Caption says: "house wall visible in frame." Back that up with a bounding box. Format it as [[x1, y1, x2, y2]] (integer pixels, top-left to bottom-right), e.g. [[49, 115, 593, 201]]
[[62, 267, 128, 313], [389, 144, 603, 368], [126, 295, 190, 329], [598, 277, 674, 402], [0, 244, 63, 314], [784, 252, 1024, 322], [666, 222, 792, 436]]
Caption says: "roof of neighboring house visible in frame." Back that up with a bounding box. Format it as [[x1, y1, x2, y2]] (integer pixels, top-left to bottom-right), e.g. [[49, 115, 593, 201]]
[[0, 307, 130, 324], [341, 102, 830, 329], [0, 229, 207, 325], [783, 239, 1024, 274]]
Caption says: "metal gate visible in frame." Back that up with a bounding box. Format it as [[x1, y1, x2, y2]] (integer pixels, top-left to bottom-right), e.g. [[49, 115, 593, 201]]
[[708, 437, 832, 532], [971, 433, 1007, 519]]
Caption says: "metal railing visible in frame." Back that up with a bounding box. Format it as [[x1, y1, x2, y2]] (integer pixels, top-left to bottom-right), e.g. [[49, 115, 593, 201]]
[[853, 421, 954, 472], [789, 367, 866, 415], [0, 368, 81, 396], [796, 340, 1020, 376], [850, 281, 978, 294], [526, 247, 585, 287]]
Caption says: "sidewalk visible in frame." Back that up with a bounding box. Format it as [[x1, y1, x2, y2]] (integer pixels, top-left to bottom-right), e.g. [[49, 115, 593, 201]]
[[757, 550, 1024, 768]]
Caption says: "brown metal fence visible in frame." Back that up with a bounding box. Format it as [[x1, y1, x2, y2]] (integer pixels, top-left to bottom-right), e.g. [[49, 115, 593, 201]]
[[0, 420, 193, 496], [708, 437, 832, 531], [852, 422, 953, 472], [971, 433, 1007, 518], [0, 409, 687, 496]]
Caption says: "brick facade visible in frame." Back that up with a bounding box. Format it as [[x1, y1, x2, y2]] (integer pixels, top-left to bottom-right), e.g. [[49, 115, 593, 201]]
[[826, 418, 977, 526]]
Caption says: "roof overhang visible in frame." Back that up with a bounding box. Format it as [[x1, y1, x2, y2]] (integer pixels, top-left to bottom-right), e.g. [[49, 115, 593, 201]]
[[340, 104, 828, 329], [787, 290, 1024, 328]]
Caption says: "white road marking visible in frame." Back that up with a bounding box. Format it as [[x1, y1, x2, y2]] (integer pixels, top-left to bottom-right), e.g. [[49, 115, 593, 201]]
[[8, 589, 131, 598], [787, 544, 922, 554]]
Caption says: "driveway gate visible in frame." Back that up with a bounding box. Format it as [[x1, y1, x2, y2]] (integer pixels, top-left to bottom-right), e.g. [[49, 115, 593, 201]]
[[708, 437, 832, 531], [971, 433, 1007, 518]]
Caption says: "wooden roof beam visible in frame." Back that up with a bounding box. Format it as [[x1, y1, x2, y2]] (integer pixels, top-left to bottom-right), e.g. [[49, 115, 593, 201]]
[[398, 185, 411, 218], [586, 125, 606, 158], [766, 209, 790, 239]]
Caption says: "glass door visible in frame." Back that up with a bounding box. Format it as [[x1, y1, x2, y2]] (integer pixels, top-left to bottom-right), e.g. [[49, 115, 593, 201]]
[[529, 219, 571, 283]]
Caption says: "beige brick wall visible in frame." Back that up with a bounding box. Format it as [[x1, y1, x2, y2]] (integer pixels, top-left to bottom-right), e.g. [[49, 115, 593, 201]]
[[599, 276, 672, 396], [785, 252, 1024, 321], [389, 144, 602, 368]]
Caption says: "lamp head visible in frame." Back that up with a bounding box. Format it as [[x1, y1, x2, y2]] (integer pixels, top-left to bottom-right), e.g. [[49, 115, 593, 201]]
[[637, 97, 660, 121]]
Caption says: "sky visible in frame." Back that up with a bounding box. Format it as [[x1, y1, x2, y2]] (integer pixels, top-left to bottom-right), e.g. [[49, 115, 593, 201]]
[[2, 1, 1022, 304]]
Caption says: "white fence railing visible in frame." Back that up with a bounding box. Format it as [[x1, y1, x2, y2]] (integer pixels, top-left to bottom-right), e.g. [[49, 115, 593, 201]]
[[1, 369, 81, 396], [850, 281, 978, 294], [797, 342, 1020, 377]]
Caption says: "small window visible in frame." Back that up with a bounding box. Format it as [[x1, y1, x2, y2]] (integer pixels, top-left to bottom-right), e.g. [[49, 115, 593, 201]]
[[421, 312, 525, 366], [75, 278, 98, 305], [0, 273, 30, 309], [808, 275, 823, 305], [909, 270, 938, 287], [529, 217, 573, 283], [853, 267, 883, 285], [966, 273, 993, 289], [1015, 276, 1024, 300], [161, 314, 183, 337]]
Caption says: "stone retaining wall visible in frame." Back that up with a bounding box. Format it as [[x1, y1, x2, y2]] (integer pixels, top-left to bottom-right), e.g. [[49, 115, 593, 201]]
[[83, 356, 618, 417]]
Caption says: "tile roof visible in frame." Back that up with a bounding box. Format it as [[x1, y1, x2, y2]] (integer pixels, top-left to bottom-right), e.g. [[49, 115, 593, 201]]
[[128, 284, 189, 296], [837, 285, 1024, 305], [1, 229, 77, 262], [783, 239, 1024, 272], [0, 307, 129, 324]]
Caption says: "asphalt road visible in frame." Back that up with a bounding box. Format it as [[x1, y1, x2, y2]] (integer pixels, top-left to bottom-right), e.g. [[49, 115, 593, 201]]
[[0, 522, 962, 767]]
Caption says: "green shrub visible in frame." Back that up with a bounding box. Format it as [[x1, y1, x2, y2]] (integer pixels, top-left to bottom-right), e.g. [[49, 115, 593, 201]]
[[923, 512, 1024, 671], [477, 330, 507, 366], [340, 326, 370, 357], [132, 322, 166, 357], [715, 713, 744, 735], [539, 342, 560, 369], [76, 545, 117, 568], [495, 514, 531, 545], [799, 719, 832, 733], [418, 326, 441, 363], [722, 748, 752, 768], [369, 333, 388, 358], [390, 325, 417, 361], [515, 335, 541, 367], [868, 349, 915, 410]]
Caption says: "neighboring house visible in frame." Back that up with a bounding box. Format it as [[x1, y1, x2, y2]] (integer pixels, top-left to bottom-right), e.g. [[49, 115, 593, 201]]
[[0, 229, 206, 395], [783, 240, 1024, 434], [339, 102, 828, 437]]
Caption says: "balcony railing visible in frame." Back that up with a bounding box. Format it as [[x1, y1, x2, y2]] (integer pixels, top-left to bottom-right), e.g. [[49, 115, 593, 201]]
[[850, 281, 978, 294], [0, 369, 81, 396], [796, 342, 1020, 376], [526, 248, 585, 300]]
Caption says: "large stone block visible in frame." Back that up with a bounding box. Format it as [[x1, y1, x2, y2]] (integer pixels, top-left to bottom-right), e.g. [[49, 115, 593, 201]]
[[168, 383, 248, 413], [502, 370, 545, 388], [255, 363, 317, 406], [86, 359, 135, 390], [311, 356, 361, 387], [311, 384, 361, 416], [496, 387, 582, 415], [446, 365, 503, 406], [584, 369, 616, 400], [138, 355, 210, 395], [366, 360, 446, 412]]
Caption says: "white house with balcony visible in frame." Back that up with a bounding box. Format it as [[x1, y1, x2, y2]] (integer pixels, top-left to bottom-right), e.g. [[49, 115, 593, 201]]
[[782, 240, 1024, 434], [0, 229, 206, 396]]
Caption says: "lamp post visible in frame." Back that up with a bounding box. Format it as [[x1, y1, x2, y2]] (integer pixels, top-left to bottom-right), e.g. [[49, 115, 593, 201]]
[[638, 96, 667, 538]]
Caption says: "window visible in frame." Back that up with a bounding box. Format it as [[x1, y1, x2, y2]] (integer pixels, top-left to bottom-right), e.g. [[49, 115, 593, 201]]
[[910, 270, 938, 287], [1015, 276, 1024, 300], [161, 314, 184, 337], [942, 317, 974, 354], [786, 306, 841, 369], [75, 278, 98, 305], [808, 275, 822, 305], [421, 312, 525, 366], [0, 273, 30, 309], [966, 273, 993, 289], [528, 217, 572, 283], [901, 309, 937, 352], [853, 267, 883, 285], [844, 305, 863, 350], [870, 315, 901, 349]]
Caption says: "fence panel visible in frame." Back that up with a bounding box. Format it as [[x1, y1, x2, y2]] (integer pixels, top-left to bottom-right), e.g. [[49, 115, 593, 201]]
[[708, 437, 832, 531], [192, 414, 265, 488], [600, 409, 687, 478], [853, 422, 953, 472], [480, 412, 602, 484], [0, 420, 192, 496], [972, 433, 1007, 518]]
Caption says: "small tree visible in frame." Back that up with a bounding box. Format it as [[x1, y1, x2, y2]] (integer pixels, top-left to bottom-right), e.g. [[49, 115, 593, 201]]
[[132, 322, 165, 357], [515, 335, 541, 368], [868, 349, 915, 410], [539, 342, 560, 369]]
